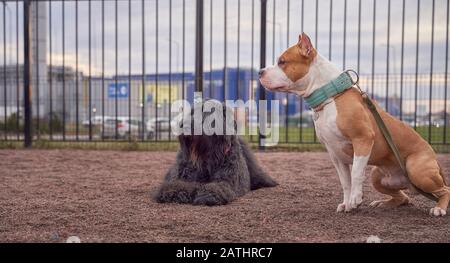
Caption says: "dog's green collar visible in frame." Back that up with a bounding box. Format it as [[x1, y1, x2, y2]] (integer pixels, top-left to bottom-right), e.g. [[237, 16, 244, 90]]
[[304, 71, 356, 109]]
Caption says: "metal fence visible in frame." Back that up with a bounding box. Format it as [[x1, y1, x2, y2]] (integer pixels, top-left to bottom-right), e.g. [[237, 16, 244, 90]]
[[0, 0, 449, 149]]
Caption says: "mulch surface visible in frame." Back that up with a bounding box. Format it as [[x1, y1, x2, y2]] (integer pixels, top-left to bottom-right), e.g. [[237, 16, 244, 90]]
[[0, 149, 449, 243]]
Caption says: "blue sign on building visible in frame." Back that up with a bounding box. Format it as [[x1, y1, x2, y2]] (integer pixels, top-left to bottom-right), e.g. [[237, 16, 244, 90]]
[[108, 83, 129, 98]]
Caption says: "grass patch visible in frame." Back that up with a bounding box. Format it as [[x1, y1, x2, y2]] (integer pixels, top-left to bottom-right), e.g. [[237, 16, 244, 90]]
[[0, 126, 448, 153], [0, 140, 180, 151], [1, 139, 448, 153]]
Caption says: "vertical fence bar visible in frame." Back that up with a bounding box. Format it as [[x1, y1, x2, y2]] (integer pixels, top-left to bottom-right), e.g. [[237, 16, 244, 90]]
[[209, 0, 212, 98], [182, 0, 185, 101], [259, 0, 267, 150], [414, 0, 420, 130], [115, 0, 118, 140], [357, 0, 361, 73], [16, 0, 19, 140], [285, 0, 289, 143], [195, 0, 203, 94], [88, 0, 92, 140], [386, 0, 390, 112], [271, 0, 275, 66], [237, 0, 240, 100], [48, 0, 52, 139], [128, 0, 132, 141], [428, 0, 435, 143], [315, 0, 318, 49], [102, 0, 105, 140], [371, 0, 376, 99], [75, 0, 79, 140], [342, 0, 347, 70], [72, 2, 79, 139], [35, 1, 39, 137], [329, 0, 332, 60], [62, 1, 66, 140], [23, 0, 31, 147], [299, 0, 303, 143], [155, 0, 159, 140], [3, 3, 6, 140], [313, 0, 319, 143], [223, 0, 226, 100], [444, 0, 449, 144], [384, 0, 388, 112], [251, 0, 255, 142], [400, 0, 405, 121], [166, 0, 172, 140], [141, 0, 145, 141]]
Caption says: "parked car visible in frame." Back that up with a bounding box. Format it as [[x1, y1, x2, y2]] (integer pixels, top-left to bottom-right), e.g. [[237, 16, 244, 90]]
[[82, 116, 113, 127], [146, 117, 175, 139], [101, 117, 145, 139]]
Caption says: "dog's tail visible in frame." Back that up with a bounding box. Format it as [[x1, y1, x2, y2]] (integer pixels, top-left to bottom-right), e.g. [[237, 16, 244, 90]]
[[238, 138, 278, 190]]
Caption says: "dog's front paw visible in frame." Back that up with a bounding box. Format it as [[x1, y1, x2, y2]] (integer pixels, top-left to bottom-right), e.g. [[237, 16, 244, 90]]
[[193, 191, 226, 206], [347, 192, 363, 212], [157, 189, 192, 204], [336, 203, 347, 213], [429, 207, 447, 217]]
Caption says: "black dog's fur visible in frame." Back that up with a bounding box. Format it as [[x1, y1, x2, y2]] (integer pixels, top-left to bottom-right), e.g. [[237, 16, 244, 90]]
[[155, 101, 277, 206]]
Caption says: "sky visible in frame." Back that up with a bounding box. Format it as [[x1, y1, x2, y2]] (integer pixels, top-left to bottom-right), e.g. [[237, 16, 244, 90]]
[[0, 0, 449, 81]]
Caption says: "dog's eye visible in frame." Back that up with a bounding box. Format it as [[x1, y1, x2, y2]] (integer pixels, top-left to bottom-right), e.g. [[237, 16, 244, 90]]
[[278, 59, 287, 66]]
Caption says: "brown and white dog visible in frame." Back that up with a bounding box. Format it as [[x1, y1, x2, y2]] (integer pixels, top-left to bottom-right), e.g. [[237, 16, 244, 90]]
[[259, 32, 450, 216]]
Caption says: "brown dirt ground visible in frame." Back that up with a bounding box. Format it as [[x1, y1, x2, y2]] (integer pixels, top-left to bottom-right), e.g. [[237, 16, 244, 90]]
[[0, 149, 449, 243]]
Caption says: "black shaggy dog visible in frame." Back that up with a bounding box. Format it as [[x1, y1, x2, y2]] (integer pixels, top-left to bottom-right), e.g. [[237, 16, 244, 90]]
[[155, 101, 277, 206]]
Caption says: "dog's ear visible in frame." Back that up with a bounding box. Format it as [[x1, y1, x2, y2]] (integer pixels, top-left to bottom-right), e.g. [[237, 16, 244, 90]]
[[297, 32, 314, 57]]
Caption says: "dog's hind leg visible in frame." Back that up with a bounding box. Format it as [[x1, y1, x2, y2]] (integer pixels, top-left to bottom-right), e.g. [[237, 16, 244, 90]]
[[369, 167, 410, 208], [238, 138, 278, 190], [405, 152, 449, 216]]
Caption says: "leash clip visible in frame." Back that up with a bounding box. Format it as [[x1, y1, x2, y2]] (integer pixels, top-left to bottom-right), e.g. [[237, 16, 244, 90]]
[[344, 69, 359, 85], [345, 69, 365, 95]]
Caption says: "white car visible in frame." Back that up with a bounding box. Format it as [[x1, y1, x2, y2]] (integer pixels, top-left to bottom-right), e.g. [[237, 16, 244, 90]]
[[101, 117, 145, 139], [82, 116, 113, 127]]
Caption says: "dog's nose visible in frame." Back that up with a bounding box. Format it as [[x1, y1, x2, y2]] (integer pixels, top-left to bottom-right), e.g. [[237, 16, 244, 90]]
[[259, 69, 265, 77]]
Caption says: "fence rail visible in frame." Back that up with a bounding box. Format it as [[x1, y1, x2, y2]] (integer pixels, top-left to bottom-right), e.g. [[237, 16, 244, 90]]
[[0, 0, 449, 149]]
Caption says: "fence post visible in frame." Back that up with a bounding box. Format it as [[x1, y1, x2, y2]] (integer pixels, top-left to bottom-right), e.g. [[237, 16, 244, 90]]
[[258, 0, 267, 150], [23, 0, 32, 148], [195, 0, 203, 94]]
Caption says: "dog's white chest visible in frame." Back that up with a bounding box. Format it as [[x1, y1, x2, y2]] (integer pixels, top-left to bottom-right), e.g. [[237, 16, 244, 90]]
[[313, 101, 353, 164]]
